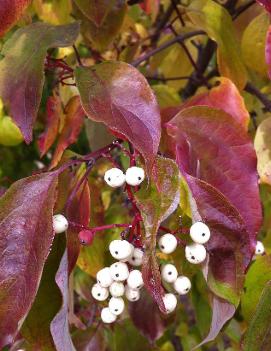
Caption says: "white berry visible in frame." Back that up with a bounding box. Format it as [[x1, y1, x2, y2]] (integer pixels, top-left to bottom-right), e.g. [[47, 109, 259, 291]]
[[185, 243, 207, 264], [161, 264, 178, 283], [109, 282, 125, 297], [128, 248, 144, 266], [109, 297, 125, 316], [109, 240, 134, 261], [91, 283, 109, 301], [53, 214, 68, 233], [190, 221, 211, 244], [104, 168, 126, 188], [255, 241, 265, 255], [96, 267, 113, 288], [125, 286, 140, 301], [110, 262, 129, 281], [125, 167, 145, 186], [127, 270, 144, 290], [163, 293, 177, 314], [158, 233, 177, 254], [101, 307, 117, 323], [174, 276, 191, 295]]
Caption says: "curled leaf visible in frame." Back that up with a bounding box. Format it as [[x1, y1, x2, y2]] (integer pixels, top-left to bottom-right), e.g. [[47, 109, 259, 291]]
[[265, 25, 271, 79], [50, 96, 85, 169]]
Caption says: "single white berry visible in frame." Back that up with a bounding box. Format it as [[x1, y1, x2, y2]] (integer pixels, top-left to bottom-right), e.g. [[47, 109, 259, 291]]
[[109, 282, 125, 297], [108, 297, 125, 316], [127, 270, 144, 290], [161, 264, 178, 283], [128, 248, 144, 266], [255, 241, 265, 255], [163, 293, 177, 314], [158, 233, 177, 254], [125, 286, 140, 301], [125, 167, 145, 186], [101, 307, 117, 323], [173, 276, 191, 295], [104, 168, 126, 188], [185, 243, 207, 264], [91, 283, 109, 301], [109, 240, 134, 261], [53, 214, 68, 233], [110, 262, 129, 281], [190, 221, 211, 244], [96, 267, 113, 288]]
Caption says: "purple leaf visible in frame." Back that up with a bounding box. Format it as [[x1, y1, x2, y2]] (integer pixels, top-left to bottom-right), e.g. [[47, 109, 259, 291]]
[[0, 22, 79, 143], [0, 172, 58, 348], [75, 62, 161, 173], [167, 106, 262, 247], [129, 289, 166, 343], [50, 250, 76, 351], [194, 297, 235, 349]]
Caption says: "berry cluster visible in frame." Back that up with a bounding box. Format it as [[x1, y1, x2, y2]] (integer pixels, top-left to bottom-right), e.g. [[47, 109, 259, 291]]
[[91, 240, 144, 323], [104, 166, 145, 188]]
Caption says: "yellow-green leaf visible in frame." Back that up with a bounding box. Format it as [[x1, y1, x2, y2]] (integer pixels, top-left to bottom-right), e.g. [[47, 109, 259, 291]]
[[241, 12, 270, 78], [0, 115, 24, 146], [188, 0, 247, 89]]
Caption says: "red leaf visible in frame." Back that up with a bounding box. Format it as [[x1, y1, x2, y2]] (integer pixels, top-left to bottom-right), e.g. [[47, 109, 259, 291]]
[[50, 96, 85, 169], [129, 289, 166, 343], [180, 78, 249, 129], [38, 93, 62, 157], [256, 0, 271, 13], [266, 25, 271, 79], [0, 172, 58, 347], [50, 250, 75, 351], [167, 106, 262, 245], [0, 0, 31, 38], [66, 178, 90, 273], [0, 22, 79, 143], [75, 63, 161, 174]]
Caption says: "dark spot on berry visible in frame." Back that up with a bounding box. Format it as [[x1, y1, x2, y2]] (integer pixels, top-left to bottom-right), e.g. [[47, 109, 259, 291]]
[[116, 274, 119, 277], [108, 177, 111, 181], [137, 286, 140, 289], [132, 257, 135, 260], [202, 233, 205, 236], [115, 251, 118, 255], [185, 288, 189, 291], [138, 177, 141, 180], [168, 272, 172, 275], [133, 297, 136, 300], [191, 256, 195, 260], [98, 293, 101, 296], [115, 309, 118, 312], [161, 245, 165, 249]]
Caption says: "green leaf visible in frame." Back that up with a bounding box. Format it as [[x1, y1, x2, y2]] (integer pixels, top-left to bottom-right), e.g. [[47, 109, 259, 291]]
[[241, 12, 270, 78], [254, 116, 271, 186], [73, 0, 126, 51], [135, 156, 180, 312], [152, 84, 181, 108], [243, 281, 271, 351], [21, 235, 66, 350], [188, 0, 247, 89], [0, 22, 80, 143], [241, 255, 271, 322], [0, 115, 23, 146]]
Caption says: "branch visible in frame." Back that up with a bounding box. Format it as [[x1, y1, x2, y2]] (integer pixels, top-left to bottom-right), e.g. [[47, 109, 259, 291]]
[[245, 82, 271, 112], [233, 0, 256, 20], [132, 30, 206, 67]]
